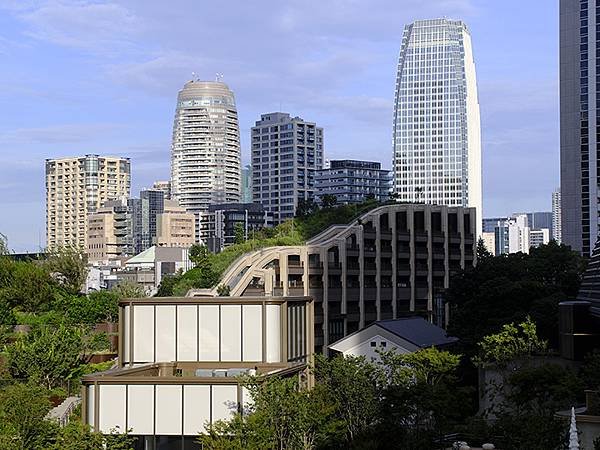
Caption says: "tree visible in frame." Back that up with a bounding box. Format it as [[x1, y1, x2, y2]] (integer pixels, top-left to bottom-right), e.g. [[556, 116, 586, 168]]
[[48, 421, 137, 450], [312, 354, 384, 444], [54, 291, 120, 324], [295, 198, 319, 218], [200, 374, 329, 450], [0, 233, 8, 255], [0, 258, 57, 311], [189, 243, 210, 268], [0, 383, 56, 449], [6, 323, 107, 389], [43, 246, 88, 294], [321, 194, 338, 209], [234, 222, 246, 244], [473, 317, 548, 367], [476, 237, 492, 260]]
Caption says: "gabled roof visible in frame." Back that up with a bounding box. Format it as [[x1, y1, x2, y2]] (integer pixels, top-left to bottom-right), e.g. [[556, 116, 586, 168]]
[[376, 317, 458, 348], [126, 246, 156, 265], [329, 317, 458, 353]]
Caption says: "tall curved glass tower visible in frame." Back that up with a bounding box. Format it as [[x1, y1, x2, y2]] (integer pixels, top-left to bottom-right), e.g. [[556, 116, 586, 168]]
[[392, 19, 482, 235], [170, 80, 241, 235]]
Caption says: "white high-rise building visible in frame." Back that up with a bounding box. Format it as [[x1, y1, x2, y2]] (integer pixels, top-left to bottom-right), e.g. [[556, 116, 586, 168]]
[[170, 80, 241, 238], [392, 19, 482, 236], [552, 188, 562, 244]]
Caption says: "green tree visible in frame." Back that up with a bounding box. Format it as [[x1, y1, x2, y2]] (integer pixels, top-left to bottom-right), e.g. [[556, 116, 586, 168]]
[[295, 198, 319, 218], [189, 243, 210, 267], [43, 246, 88, 294], [0, 383, 56, 449], [473, 317, 547, 367], [234, 222, 246, 244], [320, 194, 338, 209], [6, 323, 107, 389], [0, 233, 8, 255], [48, 421, 137, 450], [0, 258, 56, 311], [476, 237, 492, 260]]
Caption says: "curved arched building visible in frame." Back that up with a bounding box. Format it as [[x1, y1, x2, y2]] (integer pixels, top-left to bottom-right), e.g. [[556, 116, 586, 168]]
[[190, 203, 477, 355], [392, 19, 482, 236], [171, 80, 241, 238]]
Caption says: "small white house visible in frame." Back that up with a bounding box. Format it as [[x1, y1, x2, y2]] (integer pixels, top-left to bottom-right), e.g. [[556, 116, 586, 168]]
[[329, 317, 458, 361]]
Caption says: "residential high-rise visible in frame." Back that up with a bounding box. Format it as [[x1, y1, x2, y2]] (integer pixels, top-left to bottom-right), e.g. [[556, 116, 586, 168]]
[[170, 79, 241, 237], [392, 19, 482, 236], [241, 165, 253, 203], [553, 188, 562, 243], [156, 200, 196, 248], [251, 112, 324, 223], [315, 160, 391, 205], [128, 189, 165, 255], [560, 1, 597, 254], [46, 155, 130, 249], [491, 214, 551, 255], [152, 181, 171, 200]]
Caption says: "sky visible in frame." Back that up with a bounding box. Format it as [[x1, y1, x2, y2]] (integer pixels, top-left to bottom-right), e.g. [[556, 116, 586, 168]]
[[0, 0, 558, 252]]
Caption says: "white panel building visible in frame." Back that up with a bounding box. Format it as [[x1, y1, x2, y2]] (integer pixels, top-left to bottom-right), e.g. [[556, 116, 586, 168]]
[[392, 19, 482, 237], [82, 296, 313, 447]]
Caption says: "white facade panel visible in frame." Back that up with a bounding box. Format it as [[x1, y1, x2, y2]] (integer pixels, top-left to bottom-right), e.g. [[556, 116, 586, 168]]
[[220, 305, 242, 361], [242, 305, 262, 362], [155, 385, 182, 435], [265, 304, 281, 363], [87, 385, 95, 427], [133, 305, 154, 363], [177, 305, 198, 361], [183, 385, 211, 435], [155, 305, 176, 362], [98, 384, 126, 434], [123, 306, 130, 363], [199, 305, 220, 361], [212, 385, 238, 423], [127, 385, 154, 435]]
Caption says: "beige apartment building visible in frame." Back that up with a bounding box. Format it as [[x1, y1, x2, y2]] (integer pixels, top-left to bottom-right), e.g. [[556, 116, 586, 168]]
[[46, 155, 130, 249], [87, 199, 131, 264], [156, 200, 195, 248]]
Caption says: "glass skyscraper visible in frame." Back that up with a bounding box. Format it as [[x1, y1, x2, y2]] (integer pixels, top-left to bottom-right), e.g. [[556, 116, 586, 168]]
[[392, 19, 482, 235], [170, 80, 241, 238], [560, 0, 597, 254]]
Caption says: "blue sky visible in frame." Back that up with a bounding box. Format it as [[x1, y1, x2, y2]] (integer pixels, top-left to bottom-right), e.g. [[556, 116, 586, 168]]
[[0, 0, 558, 252]]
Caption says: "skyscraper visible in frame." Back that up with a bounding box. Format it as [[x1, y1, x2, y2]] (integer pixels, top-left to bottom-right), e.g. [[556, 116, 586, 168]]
[[128, 189, 165, 255], [251, 112, 324, 223], [560, 1, 595, 254], [392, 19, 482, 236], [46, 155, 130, 249], [553, 188, 562, 243], [241, 164, 253, 203], [170, 79, 241, 237]]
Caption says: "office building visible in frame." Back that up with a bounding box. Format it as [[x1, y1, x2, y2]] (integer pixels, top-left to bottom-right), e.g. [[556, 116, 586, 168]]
[[392, 19, 482, 236], [315, 160, 391, 205], [195, 203, 477, 354], [152, 181, 171, 200], [560, 0, 600, 254], [482, 217, 508, 233], [87, 199, 132, 264], [170, 79, 241, 236], [129, 189, 165, 255], [481, 231, 496, 256], [553, 189, 562, 243], [199, 203, 274, 253], [251, 112, 324, 223], [241, 165, 253, 203], [156, 200, 196, 248], [46, 155, 130, 249], [82, 296, 313, 445], [530, 228, 551, 248]]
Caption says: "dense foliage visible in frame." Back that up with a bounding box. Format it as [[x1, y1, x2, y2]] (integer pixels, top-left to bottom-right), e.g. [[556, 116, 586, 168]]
[[447, 241, 586, 355]]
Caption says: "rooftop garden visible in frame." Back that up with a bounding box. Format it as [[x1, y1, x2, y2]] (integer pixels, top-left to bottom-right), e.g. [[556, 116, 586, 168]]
[[158, 198, 382, 296]]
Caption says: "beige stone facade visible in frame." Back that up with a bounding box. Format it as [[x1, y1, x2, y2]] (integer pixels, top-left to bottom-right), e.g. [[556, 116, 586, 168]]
[[87, 199, 131, 264], [156, 200, 195, 248], [46, 155, 130, 249]]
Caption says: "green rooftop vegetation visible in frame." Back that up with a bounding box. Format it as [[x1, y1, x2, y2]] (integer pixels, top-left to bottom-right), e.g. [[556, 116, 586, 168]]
[[158, 198, 382, 296]]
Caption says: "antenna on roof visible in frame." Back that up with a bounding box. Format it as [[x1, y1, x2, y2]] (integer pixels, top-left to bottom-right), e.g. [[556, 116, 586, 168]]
[[215, 73, 224, 82], [191, 71, 198, 82]]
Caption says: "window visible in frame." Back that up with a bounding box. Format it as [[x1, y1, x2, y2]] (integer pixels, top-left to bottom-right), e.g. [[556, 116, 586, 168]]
[[370, 341, 376, 347]]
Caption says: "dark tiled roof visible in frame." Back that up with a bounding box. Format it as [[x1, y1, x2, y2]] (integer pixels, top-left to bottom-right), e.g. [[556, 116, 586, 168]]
[[376, 317, 458, 348]]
